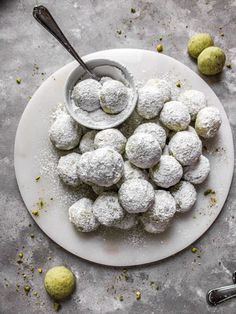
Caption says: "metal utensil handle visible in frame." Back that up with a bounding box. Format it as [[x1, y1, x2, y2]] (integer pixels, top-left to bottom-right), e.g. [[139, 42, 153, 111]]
[[207, 284, 236, 305], [33, 5, 97, 79]]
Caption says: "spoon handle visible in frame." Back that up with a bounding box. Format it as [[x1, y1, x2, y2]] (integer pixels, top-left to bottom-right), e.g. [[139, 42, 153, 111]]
[[33, 5, 97, 80], [207, 284, 236, 305]]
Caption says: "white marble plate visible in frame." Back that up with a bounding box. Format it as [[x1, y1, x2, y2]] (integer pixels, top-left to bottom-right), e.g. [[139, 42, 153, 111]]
[[14, 49, 234, 266]]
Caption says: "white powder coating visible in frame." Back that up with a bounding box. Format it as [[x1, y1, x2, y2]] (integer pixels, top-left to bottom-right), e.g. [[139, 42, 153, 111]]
[[195, 106, 222, 138], [171, 181, 197, 213], [126, 133, 162, 169], [94, 129, 127, 154], [148, 190, 176, 221], [117, 160, 148, 188], [92, 184, 118, 195], [99, 80, 129, 114], [119, 109, 144, 138], [113, 213, 138, 230], [118, 179, 155, 213], [49, 112, 82, 150], [178, 89, 207, 121], [136, 86, 165, 119], [79, 130, 97, 154], [169, 131, 202, 166], [145, 79, 172, 102], [183, 155, 210, 184], [134, 122, 167, 149], [140, 214, 170, 234], [160, 101, 191, 131], [92, 192, 125, 226], [140, 190, 176, 233], [68, 198, 100, 232], [57, 153, 82, 187], [150, 155, 183, 188], [72, 79, 101, 112], [78, 147, 124, 187]]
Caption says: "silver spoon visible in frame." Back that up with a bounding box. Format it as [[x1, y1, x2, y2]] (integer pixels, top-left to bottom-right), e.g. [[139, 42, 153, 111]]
[[207, 271, 236, 305], [33, 5, 99, 81]]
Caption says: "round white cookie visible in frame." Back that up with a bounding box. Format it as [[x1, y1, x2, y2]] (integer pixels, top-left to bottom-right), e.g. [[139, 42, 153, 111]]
[[171, 181, 197, 213], [49, 112, 82, 150], [126, 133, 162, 169], [94, 129, 127, 154], [69, 198, 100, 232], [160, 101, 191, 131], [183, 155, 210, 184], [78, 147, 124, 187], [118, 179, 155, 213], [169, 131, 202, 166], [93, 192, 125, 226], [150, 155, 183, 188]]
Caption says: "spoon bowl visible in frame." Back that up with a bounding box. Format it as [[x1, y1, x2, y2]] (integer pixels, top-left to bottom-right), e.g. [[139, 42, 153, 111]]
[[64, 58, 138, 129]]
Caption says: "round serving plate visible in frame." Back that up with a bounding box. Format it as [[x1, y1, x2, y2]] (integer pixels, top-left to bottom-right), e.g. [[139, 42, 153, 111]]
[[14, 49, 234, 266]]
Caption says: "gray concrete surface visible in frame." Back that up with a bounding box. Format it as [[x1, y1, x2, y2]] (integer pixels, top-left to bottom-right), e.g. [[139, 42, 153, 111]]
[[1, 0, 236, 313]]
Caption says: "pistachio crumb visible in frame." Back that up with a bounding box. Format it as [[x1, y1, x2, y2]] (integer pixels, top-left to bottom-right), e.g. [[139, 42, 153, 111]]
[[204, 189, 215, 196], [131, 8, 136, 14], [30, 234, 35, 238], [156, 44, 163, 53], [226, 63, 232, 69], [32, 210, 39, 216], [176, 81, 181, 88], [220, 32, 224, 37], [135, 290, 141, 300], [119, 295, 124, 301], [24, 285, 31, 294], [159, 36, 163, 41], [117, 30, 122, 35], [18, 252, 24, 259], [16, 77, 22, 84], [53, 302, 61, 311], [35, 176, 41, 182], [38, 268, 43, 273], [191, 247, 198, 253]]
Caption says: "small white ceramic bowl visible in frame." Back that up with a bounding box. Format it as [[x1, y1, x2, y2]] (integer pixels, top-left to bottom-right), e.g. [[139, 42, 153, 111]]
[[64, 59, 138, 130]]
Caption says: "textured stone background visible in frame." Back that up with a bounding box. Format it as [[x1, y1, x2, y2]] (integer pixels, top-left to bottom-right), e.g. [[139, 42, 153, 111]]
[[0, 0, 236, 313]]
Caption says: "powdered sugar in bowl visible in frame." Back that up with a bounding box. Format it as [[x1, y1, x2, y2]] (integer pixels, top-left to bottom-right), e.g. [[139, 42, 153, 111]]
[[65, 59, 138, 130]]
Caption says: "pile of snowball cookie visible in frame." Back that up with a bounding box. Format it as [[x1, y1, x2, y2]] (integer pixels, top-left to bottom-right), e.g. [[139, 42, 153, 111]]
[[49, 77, 222, 234]]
